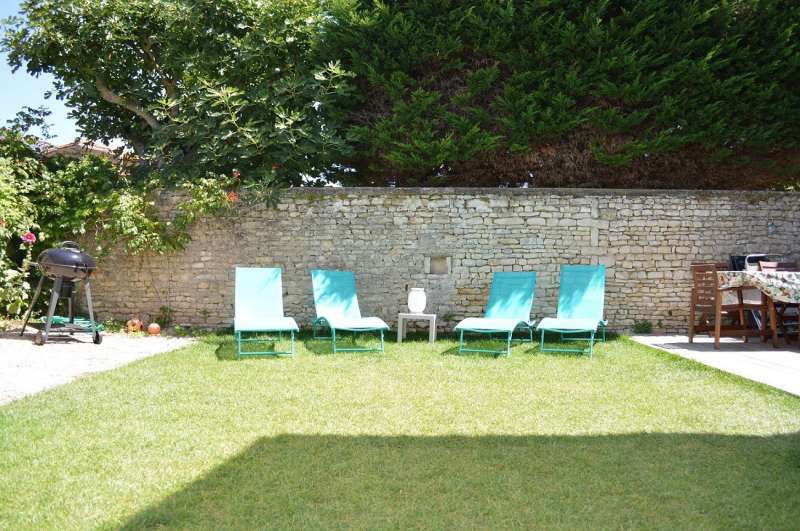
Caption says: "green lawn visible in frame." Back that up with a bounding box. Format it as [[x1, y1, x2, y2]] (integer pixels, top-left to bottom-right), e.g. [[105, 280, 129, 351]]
[[1, 333, 799, 530]]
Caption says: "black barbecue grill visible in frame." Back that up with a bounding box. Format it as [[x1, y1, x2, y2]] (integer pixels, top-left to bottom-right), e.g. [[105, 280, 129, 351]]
[[19, 241, 102, 345]]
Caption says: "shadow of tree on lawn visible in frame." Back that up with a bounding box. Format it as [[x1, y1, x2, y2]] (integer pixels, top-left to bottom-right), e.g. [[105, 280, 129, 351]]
[[120, 432, 800, 529]]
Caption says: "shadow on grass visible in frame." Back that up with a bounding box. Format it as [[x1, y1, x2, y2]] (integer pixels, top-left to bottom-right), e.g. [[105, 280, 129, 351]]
[[440, 343, 516, 358], [214, 337, 294, 361], [213, 331, 617, 360], [532, 330, 620, 359], [119, 432, 800, 529], [441, 331, 538, 358], [303, 332, 386, 356]]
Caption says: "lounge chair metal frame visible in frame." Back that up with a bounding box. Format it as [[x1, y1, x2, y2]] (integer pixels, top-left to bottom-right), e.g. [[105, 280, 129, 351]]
[[455, 272, 538, 356], [236, 330, 296, 358], [234, 267, 299, 358], [538, 326, 606, 358], [457, 324, 534, 356], [311, 269, 389, 353], [537, 265, 607, 358], [311, 317, 386, 353]]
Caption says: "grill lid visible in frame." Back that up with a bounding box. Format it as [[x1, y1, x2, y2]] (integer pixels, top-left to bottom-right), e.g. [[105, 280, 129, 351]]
[[37, 241, 96, 279]]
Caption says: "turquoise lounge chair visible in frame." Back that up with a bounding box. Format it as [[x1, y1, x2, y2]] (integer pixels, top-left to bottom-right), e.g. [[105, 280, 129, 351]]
[[454, 272, 537, 355], [311, 269, 390, 352], [234, 267, 299, 358], [536, 264, 606, 357]]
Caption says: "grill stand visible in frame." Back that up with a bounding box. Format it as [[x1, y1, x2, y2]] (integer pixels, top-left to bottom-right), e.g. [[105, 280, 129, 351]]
[[20, 275, 45, 334], [20, 276, 101, 345]]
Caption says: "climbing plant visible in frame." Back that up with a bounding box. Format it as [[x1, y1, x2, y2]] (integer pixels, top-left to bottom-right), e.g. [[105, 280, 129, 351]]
[[0, 129, 247, 317]]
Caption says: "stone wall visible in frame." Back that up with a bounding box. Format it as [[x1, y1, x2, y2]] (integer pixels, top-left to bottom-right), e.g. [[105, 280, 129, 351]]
[[88, 188, 800, 333]]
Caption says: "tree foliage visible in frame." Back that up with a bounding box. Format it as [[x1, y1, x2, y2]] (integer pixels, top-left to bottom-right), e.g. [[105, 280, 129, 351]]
[[324, 0, 800, 188], [3, 0, 353, 186], [0, 128, 248, 317], [3, 0, 799, 189]]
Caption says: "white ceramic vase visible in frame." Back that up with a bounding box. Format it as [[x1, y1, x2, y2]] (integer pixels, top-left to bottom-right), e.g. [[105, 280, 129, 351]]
[[407, 287, 427, 314]]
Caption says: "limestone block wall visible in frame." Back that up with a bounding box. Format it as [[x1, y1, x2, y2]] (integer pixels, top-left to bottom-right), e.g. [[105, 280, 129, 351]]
[[88, 188, 800, 333]]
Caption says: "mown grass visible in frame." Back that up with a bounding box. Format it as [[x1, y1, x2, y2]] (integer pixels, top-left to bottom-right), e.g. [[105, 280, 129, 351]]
[[1, 332, 799, 529]]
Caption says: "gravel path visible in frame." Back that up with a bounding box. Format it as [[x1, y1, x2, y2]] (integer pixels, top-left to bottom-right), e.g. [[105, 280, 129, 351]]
[[0, 328, 191, 405]]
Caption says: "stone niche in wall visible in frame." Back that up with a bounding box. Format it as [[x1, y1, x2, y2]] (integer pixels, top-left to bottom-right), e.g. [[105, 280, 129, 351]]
[[426, 256, 451, 275]]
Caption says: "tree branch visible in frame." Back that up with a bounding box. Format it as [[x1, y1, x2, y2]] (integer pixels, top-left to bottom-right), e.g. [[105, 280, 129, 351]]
[[94, 77, 160, 130], [141, 37, 179, 117]]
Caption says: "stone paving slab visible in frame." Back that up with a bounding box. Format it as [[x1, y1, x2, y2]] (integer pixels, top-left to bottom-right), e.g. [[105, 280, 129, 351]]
[[632, 334, 800, 396], [0, 329, 191, 406]]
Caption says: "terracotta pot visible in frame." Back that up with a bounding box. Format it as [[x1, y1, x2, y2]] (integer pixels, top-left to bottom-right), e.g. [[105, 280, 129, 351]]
[[126, 318, 143, 333], [147, 323, 161, 336]]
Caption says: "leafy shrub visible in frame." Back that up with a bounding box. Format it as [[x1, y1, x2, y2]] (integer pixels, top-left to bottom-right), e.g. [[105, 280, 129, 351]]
[[172, 325, 190, 337], [0, 247, 33, 317], [101, 318, 127, 333], [633, 320, 653, 334], [154, 306, 176, 329], [0, 154, 37, 317], [0, 129, 251, 318]]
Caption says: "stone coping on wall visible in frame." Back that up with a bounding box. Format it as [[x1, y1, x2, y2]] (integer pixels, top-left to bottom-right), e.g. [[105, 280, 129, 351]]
[[278, 186, 794, 198]]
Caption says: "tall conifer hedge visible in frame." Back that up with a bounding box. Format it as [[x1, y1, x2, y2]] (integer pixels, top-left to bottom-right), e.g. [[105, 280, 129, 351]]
[[324, 0, 800, 188]]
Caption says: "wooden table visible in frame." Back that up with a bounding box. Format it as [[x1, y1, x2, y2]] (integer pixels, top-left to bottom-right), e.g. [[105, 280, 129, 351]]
[[718, 270, 800, 347]]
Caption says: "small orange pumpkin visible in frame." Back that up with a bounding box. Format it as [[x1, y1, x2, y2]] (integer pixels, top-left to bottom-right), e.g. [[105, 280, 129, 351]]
[[147, 322, 161, 336]]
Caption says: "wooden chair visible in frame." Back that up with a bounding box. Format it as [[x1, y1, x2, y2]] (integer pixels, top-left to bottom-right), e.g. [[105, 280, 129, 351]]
[[688, 263, 766, 349], [759, 261, 799, 342]]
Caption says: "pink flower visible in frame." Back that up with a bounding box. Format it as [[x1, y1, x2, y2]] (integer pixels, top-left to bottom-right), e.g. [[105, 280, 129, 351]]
[[0, 217, 6, 227], [226, 191, 239, 203], [21, 230, 36, 244], [232, 170, 241, 179]]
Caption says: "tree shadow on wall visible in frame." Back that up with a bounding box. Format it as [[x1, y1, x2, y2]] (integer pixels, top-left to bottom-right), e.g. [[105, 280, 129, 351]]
[[119, 432, 800, 529]]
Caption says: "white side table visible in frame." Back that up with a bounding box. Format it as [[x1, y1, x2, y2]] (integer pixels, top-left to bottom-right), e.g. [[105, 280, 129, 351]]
[[397, 313, 436, 344]]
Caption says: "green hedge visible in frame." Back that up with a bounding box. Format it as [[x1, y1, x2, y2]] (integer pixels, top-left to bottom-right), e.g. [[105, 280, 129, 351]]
[[324, 0, 800, 188]]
